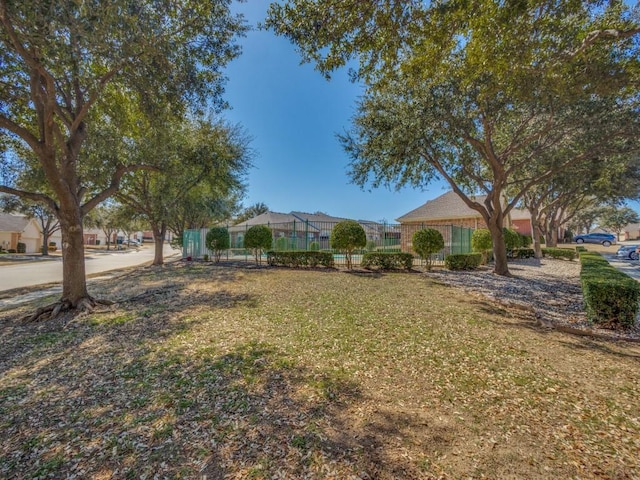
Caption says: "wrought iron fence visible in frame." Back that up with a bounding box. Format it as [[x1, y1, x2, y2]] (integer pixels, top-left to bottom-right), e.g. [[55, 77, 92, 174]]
[[183, 221, 473, 267]]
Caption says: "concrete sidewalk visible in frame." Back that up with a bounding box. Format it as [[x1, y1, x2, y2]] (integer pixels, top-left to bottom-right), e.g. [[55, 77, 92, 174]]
[[604, 255, 640, 281]]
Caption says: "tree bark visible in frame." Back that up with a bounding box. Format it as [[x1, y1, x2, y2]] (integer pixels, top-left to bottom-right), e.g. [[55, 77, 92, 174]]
[[487, 215, 510, 276], [152, 223, 166, 265], [59, 209, 89, 306], [42, 231, 49, 256], [531, 220, 544, 259], [529, 205, 544, 259]]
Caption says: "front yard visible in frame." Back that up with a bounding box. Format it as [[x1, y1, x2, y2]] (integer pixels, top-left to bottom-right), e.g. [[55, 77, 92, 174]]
[[1, 263, 639, 479]]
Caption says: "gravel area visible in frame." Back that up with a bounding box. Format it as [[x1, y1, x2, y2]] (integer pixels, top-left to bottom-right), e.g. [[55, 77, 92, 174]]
[[426, 258, 640, 341]]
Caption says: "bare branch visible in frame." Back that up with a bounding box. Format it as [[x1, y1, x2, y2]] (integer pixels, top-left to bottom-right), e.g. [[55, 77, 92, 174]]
[[570, 27, 640, 58]]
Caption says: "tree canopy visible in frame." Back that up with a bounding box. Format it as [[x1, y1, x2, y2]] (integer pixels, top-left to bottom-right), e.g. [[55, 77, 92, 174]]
[[0, 0, 247, 316], [116, 116, 251, 265], [267, 0, 640, 276]]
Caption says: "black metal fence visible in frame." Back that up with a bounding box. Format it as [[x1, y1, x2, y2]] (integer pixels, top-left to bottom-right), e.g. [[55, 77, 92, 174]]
[[183, 221, 473, 267]]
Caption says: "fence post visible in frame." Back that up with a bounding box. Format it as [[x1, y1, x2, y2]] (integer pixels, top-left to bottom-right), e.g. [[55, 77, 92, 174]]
[[292, 220, 297, 251]]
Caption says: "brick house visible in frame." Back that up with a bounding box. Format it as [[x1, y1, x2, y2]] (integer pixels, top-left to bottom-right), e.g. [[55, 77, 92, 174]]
[[396, 191, 532, 252]]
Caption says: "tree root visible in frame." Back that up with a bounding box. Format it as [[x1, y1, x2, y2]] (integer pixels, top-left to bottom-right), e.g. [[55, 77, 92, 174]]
[[22, 296, 115, 322]]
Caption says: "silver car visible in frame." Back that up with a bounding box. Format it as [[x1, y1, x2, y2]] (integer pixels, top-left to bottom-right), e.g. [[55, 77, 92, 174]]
[[616, 244, 639, 260]]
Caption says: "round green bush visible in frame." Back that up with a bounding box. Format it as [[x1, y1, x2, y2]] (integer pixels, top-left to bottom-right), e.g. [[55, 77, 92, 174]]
[[244, 225, 273, 264], [472, 228, 492, 264], [309, 241, 320, 251], [519, 234, 532, 248], [472, 228, 492, 252], [206, 227, 230, 262], [275, 237, 288, 251], [412, 228, 445, 270], [503, 228, 521, 251], [330, 220, 366, 269]]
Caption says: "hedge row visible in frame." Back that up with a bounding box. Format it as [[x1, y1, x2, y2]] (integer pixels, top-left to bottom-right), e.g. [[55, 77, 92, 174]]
[[266, 250, 334, 268], [542, 247, 576, 260], [509, 248, 535, 259], [445, 253, 483, 270], [361, 252, 413, 270], [580, 252, 640, 328]]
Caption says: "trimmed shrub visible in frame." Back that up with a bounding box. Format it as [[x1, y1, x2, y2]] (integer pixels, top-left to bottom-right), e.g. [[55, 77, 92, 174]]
[[471, 229, 492, 264], [361, 252, 413, 271], [203, 254, 209, 262], [519, 234, 532, 248], [309, 241, 320, 251], [267, 250, 334, 268], [503, 228, 521, 251], [330, 220, 366, 269], [575, 245, 587, 252], [412, 228, 444, 271], [510, 248, 535, 259], [445, 253, 482, 270], [205, 227, 230, 263], [244, 225, 273, 265], [542, 247, 576, 261], [275, 237, 289, 251], [366, 240, 376, 252], [580, 252, 639, 328], [17, 242, 26, 253]]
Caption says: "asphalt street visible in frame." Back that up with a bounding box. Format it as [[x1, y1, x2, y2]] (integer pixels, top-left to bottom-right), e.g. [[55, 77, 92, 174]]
[[0, 244, 179, 293]]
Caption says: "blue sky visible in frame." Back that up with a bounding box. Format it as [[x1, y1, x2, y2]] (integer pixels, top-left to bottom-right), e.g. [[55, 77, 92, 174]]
[[221, 1, 638, 222], [221, 0, 447, 222]]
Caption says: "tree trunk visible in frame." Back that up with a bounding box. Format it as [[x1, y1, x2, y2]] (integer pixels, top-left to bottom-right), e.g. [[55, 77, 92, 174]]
[[59, 211, 89, 306], [528, 206, 543, 259], [152, 223, 166, 265], [531, 220, 544, 259], [42, 231, 50, 256], [487, 216, 510, 276]]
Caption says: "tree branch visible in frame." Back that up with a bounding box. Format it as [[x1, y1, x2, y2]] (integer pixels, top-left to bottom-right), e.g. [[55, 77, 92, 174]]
[[0, 114, 42, 155], [81, 164, 160, 215], [570, 27, 640, 58], [0, 186, 58, 212]]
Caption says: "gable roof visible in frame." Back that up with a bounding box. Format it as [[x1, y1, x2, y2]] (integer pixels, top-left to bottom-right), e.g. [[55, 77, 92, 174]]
[[396, 191, 530, 223], [230, 211, 344, 231], [0, 213, 32, 233], [396, 191, 483, 222]]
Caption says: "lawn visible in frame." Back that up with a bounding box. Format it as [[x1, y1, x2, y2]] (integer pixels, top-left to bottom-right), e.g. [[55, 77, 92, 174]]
[[1, 262, 639, 479]]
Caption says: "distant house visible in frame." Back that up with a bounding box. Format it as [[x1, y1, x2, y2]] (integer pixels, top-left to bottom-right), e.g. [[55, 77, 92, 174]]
[[230, 211, 348, 250], [396, 191, 532, 252], [223, 210, 389, 250], [619, 223, 640, 241], [0, 213, 43, 253]]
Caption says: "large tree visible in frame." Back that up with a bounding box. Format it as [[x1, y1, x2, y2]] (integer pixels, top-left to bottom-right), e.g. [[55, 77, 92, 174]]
[[116, 118, 251, 266], [234, 202, 269, 224], [267, 0, 640, 275], [0, 1, 246, 317], [598, 205, 640, 238], [521, 136, 640, 255]]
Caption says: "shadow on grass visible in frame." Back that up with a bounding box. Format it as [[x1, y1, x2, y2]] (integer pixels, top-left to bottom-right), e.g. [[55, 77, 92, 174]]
[[0, 266, 455, 479], [556, 338, 640, 360]]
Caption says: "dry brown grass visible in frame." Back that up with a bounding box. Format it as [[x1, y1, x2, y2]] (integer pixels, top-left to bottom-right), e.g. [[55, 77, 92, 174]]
[[1, 262, 639, 479]]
